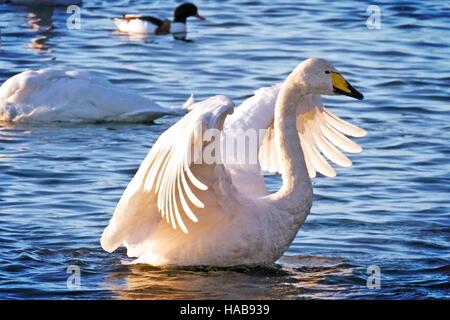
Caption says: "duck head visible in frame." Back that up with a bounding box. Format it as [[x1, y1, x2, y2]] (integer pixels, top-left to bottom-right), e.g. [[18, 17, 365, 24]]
[[173, 3, 205, 23]]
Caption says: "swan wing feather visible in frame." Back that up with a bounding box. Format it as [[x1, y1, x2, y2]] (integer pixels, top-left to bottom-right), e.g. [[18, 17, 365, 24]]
[[101, 95, 234, 252], [259, 94, 366, 177]]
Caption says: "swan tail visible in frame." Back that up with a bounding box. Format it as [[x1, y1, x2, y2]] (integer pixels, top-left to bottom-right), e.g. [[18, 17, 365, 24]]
[[182, 94, 195, 111]]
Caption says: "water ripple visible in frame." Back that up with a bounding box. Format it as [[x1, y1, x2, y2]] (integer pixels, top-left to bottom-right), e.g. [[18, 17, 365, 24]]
[[0, 0, 449, 299]]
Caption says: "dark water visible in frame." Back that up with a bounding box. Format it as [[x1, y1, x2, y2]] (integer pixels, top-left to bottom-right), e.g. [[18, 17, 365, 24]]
[[0, 0, 449, 299]]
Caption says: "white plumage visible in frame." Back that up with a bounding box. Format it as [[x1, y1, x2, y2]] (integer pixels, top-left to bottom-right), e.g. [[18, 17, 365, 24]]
[[114, 18, 158, 35], [222, 84, 366, 196], [236, 85, 366, 178], [0, 68, 170, 123], [101, 58, 367, 266], [114, 18, 187, 38]]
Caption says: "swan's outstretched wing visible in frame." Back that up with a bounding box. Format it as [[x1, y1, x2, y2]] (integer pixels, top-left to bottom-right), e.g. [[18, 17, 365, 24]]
[[101, 95, 234, 252], [223, 84, 366, 196], [222, 84, 282, 195], [260, 94, 366, 178]]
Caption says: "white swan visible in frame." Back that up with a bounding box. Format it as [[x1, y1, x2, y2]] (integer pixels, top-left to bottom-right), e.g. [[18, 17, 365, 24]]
[[0, 68, 171, 123], [100, 58, 366, 266]]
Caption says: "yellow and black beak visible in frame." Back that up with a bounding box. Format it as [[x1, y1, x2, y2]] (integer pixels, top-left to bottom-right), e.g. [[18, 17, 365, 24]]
[[331, 72, 364, 100]]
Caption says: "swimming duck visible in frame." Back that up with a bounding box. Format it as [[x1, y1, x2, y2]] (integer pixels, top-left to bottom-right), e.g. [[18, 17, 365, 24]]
[[114, 3, 205, 40], [0, 68, 171, 123], [100, 58, 367, 266]]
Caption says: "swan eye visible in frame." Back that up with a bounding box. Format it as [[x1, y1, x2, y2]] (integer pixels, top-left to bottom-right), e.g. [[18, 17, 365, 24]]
[[325, 70, 331, 74]]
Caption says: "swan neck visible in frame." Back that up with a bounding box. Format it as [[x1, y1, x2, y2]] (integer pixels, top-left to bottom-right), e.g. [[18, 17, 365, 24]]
[[274, 78, 312, 199]]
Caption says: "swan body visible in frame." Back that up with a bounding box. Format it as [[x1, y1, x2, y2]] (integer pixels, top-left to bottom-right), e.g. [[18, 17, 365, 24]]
[[0, 68, 170, 123], [114, 3, 204, 40], [101, 58, 366, 266]]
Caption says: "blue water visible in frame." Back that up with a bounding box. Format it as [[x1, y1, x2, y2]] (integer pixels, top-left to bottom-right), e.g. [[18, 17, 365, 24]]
[[0, 0, 449, 299]]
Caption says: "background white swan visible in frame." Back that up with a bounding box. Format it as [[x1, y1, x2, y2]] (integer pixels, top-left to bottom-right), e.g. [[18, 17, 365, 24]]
[[0, 68, 171, 123], [100, 58, 366, 266]]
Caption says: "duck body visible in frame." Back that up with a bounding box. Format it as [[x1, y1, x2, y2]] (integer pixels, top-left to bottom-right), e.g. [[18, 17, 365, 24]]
[[114, 3, 204, 40], [101, 58, 367, 267], [114, 15, 187, 39], [0, 68, 170, 123]]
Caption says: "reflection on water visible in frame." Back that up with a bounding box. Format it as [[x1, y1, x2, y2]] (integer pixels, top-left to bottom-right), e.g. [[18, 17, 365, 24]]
[[113, 31, 151, 43], [27, 7, 54, 32], [27, 6, 54, 51], [106, 256, 353, 300], [114, 266, 291, 300], [29, 35, 50, 50]]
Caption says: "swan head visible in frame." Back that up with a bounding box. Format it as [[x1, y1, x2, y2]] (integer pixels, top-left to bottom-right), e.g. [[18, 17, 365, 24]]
[[290, 58, 364, 100]]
